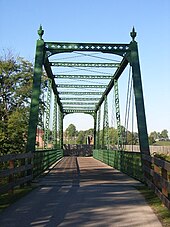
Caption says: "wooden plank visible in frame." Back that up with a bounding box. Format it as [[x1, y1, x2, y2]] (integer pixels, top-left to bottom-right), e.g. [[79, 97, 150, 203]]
[[0, 152, 33, 162], [142, 154, 153, 163], [154, 157, 170, 172], [0, 175, 32, 194], [145, 178, 170, 210], [0, 164, 33, 177]]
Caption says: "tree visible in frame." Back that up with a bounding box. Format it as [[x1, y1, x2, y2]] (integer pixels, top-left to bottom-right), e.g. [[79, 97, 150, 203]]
[[161, 129, 169, 139], [150, 131, 158, 141], [108, 127, 118, 146], [0, 52, 33, 154], [76, 131, 86, 144], [65, 124, 77, 144]]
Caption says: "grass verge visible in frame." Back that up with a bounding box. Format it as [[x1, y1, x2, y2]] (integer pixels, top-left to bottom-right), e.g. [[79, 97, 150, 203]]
[[136, 185, 170, 227], [0, 186, 36, 213]]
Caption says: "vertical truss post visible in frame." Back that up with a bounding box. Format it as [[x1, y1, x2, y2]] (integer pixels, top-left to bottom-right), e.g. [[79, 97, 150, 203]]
[[44, 79, 52, 148], [97, 107, 101, 149], [129, 31, 150, 155], [93, 112, 97, 149], [58, 109, 64, 149], [60, 112, 64, 149], [114, 79, 123, 150], [26, 26, 44, 152], [102, 96, 109, 149], [52, 95, 57, 148]]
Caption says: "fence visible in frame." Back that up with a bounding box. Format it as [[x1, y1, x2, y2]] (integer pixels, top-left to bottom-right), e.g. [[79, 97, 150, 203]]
[[93, 149, 170, 209], [0, 152, 33, 194], [124, 145, 170, 154], [0, 149, 63, 195]]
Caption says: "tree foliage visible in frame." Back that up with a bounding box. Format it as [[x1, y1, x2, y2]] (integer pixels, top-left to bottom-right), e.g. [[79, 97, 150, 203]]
[[0, 52, 33, 154]]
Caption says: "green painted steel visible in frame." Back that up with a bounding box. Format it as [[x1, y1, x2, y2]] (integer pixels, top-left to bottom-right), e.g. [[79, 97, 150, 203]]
[[55, 74, 113, 79], [58, 110, 64, 149], [128, 31, 150, 155], [28, 26, 150, 182], [57, 84, 107, 89], [93, 149, 143, 182], [44, 58, 63, 112], [114, 79, 123, 150], [52, 95, 57, 148], [94, 57, 128, 113], [97, 107, 101, 149], [44, 79, 52, 148], [26, 27, 45, 152], [45, 42, 129, 56], [61, 97, 100, 101], [102, 96, 109, 149], [62, 102, 97, 106], [93, 112, 97, 149], [50, 62, 120, 67], [33, 149, 63, 177], [64, 109, 94, 114], [59, 92, 103, 95]]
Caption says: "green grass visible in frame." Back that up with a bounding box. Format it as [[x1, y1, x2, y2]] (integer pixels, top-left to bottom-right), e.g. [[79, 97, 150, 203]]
[[0, 186, 35, 213], [136, 185, 170, 227], [154, 141, 170, 146]]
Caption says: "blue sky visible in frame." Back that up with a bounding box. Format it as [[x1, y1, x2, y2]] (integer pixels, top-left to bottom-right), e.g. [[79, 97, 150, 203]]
[[1, 0, 170, 135]]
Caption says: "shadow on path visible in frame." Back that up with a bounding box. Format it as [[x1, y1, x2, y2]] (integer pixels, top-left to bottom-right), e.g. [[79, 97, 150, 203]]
[[0, 157, 162, 227]]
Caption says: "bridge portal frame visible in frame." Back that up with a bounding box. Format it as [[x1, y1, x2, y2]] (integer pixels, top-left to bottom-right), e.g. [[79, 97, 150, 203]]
[[26, 26, 150, 158]]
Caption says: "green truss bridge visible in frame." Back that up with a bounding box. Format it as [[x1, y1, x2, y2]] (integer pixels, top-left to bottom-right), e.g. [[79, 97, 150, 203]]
[[0, 27, 169, 226]]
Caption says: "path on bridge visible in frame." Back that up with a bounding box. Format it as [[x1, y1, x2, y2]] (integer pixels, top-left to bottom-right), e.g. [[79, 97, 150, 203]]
[[0, 157, 162, 227]]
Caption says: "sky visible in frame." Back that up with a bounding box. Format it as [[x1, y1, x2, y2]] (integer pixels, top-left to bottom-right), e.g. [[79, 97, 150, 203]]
[[1, 0, 170, 135]]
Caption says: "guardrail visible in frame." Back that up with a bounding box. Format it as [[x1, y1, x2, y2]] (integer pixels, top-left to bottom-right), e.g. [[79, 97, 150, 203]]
[[93, 149, 143, 181], [33, 149, 63, 177], [0, 152, 33, 194], [93, 149, 170, 209], [142, 154, 170, 209], [0, 149, 63, 195]]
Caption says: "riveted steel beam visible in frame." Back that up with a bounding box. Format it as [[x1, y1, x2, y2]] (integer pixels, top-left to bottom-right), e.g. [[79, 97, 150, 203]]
[[63, 106, 95, 110], [57, 84, 107, 89], [26, 35, 45, 153], [50, 62, 120, 68], [59, 92, 103, 95], [64, 109, 94, 114], [61, 97, 100, 101], [62, 102, 97, 105], [55, 74, 113, 79], [45, 42, 129, 57]]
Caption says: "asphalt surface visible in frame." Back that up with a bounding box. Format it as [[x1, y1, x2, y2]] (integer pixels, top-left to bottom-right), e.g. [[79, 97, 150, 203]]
[[0, 157, 162, 227]]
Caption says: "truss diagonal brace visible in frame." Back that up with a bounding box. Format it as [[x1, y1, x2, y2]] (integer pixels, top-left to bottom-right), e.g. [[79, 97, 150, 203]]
[[95, 57, 128, 113]]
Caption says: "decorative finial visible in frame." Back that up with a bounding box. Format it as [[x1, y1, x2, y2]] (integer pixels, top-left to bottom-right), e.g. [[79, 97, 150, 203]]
[[130, 27, 137, 41], [38, 25, 44, 40]]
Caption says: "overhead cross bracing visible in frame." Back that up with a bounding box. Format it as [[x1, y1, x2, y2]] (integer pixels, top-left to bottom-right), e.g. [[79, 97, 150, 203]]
[[46, 45, 126, 115]]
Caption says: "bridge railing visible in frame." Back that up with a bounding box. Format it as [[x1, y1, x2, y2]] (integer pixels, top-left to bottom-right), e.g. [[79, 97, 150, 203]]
[[0, 152, 33, 195], [93, 149, 170, 209], [142, 154, 170, 209], [0, 149, 63, 195], [33, 149, 63, 177], [93, 149, 143, 181]]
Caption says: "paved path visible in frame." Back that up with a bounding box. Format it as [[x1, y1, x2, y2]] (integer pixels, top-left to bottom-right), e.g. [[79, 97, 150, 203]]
[[0, 157, 162, 227]]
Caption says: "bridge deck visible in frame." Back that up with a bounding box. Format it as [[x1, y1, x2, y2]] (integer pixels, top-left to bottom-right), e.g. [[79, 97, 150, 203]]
[[0, 157, 162, 227]]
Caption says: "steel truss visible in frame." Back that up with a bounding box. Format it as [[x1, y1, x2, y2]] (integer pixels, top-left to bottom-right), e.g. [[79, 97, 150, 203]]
[[27, 26, 150, 157]]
